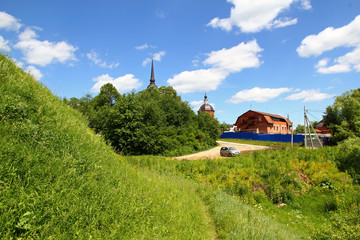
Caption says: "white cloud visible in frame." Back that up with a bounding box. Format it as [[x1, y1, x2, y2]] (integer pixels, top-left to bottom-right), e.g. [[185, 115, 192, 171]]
[[228, 87, 292, 103], [168, 69, 229, 93], [204, 40, 263, 73], [168, 40, 263, 93], [285, 89, 335, 102], [12, 58, 24, 68], [135, 44, 149, 50], [86, 49, 119, 69], [156, 9, 166, 19], [297, 15, 360, 74], [272, 17, 297, 29], [0, 35, 10, 51], [298, 0, 312, 10], [207, 0, 306, 33], [90, 73, 142, 93], [315, 47, 360, 74], [26, 65, 43, 80], [297, 15, 360, 57], [14, 27, 77, 66], [0, 11, 22, 31], [142, 51, 166, 66]]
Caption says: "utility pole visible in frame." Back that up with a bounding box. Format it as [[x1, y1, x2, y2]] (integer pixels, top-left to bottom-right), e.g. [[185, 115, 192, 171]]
[[304, 106, 307, 148]]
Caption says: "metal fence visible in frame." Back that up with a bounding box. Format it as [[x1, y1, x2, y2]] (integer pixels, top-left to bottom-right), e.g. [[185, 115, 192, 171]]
[[220, 132, 305, 143]]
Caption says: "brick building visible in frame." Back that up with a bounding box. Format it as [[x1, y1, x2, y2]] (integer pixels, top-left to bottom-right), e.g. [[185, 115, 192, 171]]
[[234, 110, 292, 134]]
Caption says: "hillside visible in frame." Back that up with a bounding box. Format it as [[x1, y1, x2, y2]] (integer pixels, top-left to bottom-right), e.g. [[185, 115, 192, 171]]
[[0, 53, 305, 239], [0, 53, 218, 238]]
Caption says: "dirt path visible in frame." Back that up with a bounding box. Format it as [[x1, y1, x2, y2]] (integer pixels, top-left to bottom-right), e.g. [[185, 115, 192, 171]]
[[174, 140, 269, 160]]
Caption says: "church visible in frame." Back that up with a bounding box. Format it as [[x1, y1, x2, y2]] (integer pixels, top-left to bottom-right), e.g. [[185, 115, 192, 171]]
[[198, 93, 215, 116], [147, 59, 157, 88]]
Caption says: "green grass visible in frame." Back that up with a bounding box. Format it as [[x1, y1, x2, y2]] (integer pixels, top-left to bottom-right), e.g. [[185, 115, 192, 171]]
[[0, 55, 344, 239], [126, 147, 360, 238], [0, 53, 216, 239]]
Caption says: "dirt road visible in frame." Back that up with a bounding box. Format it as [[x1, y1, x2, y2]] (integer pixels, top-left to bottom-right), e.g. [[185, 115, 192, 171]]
[[174, 140, 269, 160]]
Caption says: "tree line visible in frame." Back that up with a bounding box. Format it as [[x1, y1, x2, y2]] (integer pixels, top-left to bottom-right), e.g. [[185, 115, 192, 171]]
[[64, 84, 220, 156]]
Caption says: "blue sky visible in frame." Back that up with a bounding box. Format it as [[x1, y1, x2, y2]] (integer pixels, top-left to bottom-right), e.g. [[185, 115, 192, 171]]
[[1, 0, 359, 127]]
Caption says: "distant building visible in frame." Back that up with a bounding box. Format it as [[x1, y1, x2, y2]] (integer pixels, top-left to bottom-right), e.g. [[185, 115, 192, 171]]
[[315, 120, 331, 135], [147, 59, 158, 88], [198, 93, 215, 116], [234, 110, 292, 134]]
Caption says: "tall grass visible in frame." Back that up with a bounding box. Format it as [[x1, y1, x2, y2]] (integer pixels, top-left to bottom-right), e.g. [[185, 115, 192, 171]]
[[126, 146, 359, 238], [0, 53, 216, 239]]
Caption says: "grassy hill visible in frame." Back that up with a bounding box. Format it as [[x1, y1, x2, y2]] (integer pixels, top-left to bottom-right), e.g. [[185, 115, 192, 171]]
[[0, 53, 302, 239], [0, 53, 217, 239]]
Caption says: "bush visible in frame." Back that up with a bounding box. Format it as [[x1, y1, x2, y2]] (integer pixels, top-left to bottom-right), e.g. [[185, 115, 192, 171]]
[[335, 137, 360, 184]]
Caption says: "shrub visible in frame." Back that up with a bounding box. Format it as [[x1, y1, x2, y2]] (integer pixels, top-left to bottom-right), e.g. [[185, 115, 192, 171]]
[[335, 137, 360, 184]]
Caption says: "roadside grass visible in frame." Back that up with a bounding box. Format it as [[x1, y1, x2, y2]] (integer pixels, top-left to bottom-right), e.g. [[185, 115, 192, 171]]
[[0, 53, 216, 239]]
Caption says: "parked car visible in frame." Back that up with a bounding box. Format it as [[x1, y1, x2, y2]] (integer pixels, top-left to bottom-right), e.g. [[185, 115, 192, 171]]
[[220, 146, 240, 157]]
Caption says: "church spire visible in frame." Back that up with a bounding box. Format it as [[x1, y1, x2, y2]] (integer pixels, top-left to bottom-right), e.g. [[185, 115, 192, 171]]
[[204, 91, 208, 104], [147, 58, 157, 88]]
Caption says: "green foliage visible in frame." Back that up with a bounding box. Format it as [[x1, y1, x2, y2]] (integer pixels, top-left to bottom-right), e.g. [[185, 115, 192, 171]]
[[0, 53, 217, 239], [324, 88, 360, 143], [335, 137, 360, 184], [67, 83, 221, 156], [126, 146, 359, 238]]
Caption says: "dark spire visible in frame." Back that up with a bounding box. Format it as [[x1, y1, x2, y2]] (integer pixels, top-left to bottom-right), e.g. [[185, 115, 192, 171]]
[[147, 58, 158, 88]]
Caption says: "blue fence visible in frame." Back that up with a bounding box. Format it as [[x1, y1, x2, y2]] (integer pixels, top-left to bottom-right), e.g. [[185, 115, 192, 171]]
[[220, 132, 304, 143]]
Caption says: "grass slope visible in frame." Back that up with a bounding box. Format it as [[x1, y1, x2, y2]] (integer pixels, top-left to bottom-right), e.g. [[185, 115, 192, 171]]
[[0, 53, 215, 239]]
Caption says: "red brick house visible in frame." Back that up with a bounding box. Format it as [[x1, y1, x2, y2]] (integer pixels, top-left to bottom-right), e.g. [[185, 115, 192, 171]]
[[315, 120, 331, 135], [234, 110, 292, 134]]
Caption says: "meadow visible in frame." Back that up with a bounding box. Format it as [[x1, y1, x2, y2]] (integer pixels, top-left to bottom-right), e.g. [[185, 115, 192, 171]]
[[126, 145, 360, 239], [1, 52, 359, 239]]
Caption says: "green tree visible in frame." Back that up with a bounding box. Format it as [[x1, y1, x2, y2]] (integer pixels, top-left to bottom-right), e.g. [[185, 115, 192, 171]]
[[66, 84, 220, 156], [324, 88, 360, 143], [92, 83, 121, 109]]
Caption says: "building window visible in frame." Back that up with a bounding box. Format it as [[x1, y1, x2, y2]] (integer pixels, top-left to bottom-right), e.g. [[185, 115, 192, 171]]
[[258, 117, 261, 121]]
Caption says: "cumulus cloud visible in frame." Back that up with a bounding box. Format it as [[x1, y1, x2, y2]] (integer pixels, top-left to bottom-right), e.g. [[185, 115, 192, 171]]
[[227, 87, 292, 103], [297, 15, 360, 57], [168, 40, 263, 93], [26, 65, 43, 80], [14, 27, 77, 66], [86, 49, 119, 69], [0, 35, 10, 51], [168, 69, 229, 94], [285, 89, 335, 102], [297, 15, 360, 74], [0, 11, 22, 31], [142, 51, 166, 66], [12, 58, 24, 68], [207, 0, 307, 33], [90, 73, 142, 93], [204, 40, 263, 73]]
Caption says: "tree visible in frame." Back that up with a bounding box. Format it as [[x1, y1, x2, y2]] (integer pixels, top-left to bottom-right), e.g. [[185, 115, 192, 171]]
[[324, 88, 360, 143], [92, 83, 121, 109], [66, 84, 220, 156], [294, 124, 305, 134]]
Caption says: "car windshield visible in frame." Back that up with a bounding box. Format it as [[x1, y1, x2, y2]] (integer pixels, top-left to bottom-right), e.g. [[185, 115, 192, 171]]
[[228, 147, 237, 150]]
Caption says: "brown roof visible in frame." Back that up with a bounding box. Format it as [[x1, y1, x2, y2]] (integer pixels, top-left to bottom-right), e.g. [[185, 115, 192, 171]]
[[238, 110, 292, 126]]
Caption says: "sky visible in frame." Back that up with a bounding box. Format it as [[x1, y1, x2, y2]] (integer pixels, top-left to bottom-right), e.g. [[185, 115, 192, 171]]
[[1, 0, 360, 127]]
